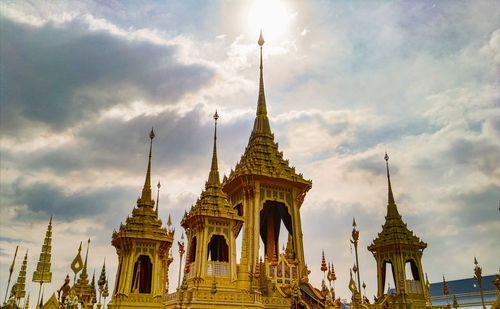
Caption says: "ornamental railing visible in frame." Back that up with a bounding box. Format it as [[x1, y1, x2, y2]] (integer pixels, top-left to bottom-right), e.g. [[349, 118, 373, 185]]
[[406, 280, 423, 294], [207, 261, 228, 277]]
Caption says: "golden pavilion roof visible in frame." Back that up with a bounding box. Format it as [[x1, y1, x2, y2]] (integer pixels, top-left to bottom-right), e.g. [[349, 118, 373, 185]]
[[368, 154, 426, 251], [223, 31, 311, 192], [182, 112, 243, 227], [112, 129, 173, 246]]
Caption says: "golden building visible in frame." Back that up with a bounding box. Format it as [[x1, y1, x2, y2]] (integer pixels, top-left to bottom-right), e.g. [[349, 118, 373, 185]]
[[163, 32, 325, 309], [108, 129, 175, 309], [366, 154, 430, 309]]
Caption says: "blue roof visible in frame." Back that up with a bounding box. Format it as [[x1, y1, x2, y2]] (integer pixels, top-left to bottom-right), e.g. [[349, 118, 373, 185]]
[[430, 275, 497, 296]]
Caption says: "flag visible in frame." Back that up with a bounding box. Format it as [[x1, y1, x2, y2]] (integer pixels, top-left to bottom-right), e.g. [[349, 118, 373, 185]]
[[71, 242, 84, 276]]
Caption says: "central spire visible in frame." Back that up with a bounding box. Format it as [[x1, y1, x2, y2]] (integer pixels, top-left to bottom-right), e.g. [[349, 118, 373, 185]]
[[140, 128, 155, 203], [252, 30, 271, 135], [207, 111, 220, 186], [384, 152, 400, 219]]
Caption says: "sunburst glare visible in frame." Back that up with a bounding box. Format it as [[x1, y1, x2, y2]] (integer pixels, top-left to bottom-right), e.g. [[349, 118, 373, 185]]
[[247, 0, 294, 40]]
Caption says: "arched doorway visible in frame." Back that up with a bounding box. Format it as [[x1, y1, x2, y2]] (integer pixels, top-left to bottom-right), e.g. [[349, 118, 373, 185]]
[[259, 200, 293, 262], [131, 255, 152, 293]]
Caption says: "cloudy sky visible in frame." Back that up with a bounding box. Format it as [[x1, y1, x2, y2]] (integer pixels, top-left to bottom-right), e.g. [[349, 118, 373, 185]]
[[1, 0, 499, 303]]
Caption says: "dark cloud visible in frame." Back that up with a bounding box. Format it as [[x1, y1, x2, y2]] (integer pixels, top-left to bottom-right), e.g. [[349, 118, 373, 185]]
[[455, 185, 500, 225], [338, 118, 440, 154], [0, 180, 132, 222], [1, 105, 254, 177], [0, 16, 214, 134], [448, 138, 500, 178]]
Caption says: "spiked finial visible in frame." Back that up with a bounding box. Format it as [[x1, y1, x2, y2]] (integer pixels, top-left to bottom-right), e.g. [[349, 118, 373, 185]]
[[140, 128, 155, 205], [442, 274, 449, 295], [321, 250, 327, 272], [352, 217, 357, 227], [167, 214, 172, 226], [207, 111, 220, 186]]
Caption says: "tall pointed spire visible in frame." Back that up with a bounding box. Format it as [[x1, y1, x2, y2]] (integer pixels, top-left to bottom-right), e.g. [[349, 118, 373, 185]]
[[83, 238, 90, 276], [384, 152, 400, 218], [207, 111, 220, 186], [252, 30, 271, 135], [140, 128, 155, 204]]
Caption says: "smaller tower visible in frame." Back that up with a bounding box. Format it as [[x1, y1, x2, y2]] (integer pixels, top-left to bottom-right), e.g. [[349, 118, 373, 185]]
[[179, 111, 243, 296], [108, 129, 174, 309], [368, 153, 429, 308]]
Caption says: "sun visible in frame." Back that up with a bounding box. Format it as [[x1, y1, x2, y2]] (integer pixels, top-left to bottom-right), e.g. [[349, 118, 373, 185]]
[[247, 0, 292, 41]]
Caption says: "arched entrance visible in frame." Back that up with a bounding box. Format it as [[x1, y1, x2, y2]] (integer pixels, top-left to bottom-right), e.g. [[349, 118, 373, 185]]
[[259, 200, 293, 261], [131, 255, 152, 293]]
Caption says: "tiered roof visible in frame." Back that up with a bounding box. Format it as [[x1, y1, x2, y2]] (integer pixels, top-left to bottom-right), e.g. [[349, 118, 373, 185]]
[[182, 112, 243, 226], [112, 129, 174, 245], [368, 154, 426, 251], [223, 31, 311, 192]]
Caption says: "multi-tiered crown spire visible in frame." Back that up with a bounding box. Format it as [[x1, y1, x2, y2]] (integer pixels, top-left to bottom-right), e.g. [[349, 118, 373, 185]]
[[207, 111, 220, 186], [32, 217, 53, 305], [224, 31, 311, 190], [14, 250, 28, 301], [252, 30, 271, 135]]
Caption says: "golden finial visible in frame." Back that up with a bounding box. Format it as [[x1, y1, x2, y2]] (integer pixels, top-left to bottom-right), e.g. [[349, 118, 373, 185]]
[[156, 180, 161, 215]]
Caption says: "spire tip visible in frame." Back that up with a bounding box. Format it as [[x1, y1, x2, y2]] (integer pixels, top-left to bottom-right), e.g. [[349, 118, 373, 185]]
[[258, 29, 265, 46], [150, 127, 155, 140]]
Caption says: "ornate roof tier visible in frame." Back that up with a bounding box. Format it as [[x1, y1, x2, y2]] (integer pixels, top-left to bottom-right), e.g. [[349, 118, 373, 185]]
[[223, 31, 311, 194], [182, 112, 243, 227], [112, 129, 173, 247], [368, 153, 426, 251]]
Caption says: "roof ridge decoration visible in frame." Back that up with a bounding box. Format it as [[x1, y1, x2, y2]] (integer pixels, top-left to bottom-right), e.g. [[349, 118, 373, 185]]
[[224, 31, 311, 190], [368, 153, 426, 250]]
